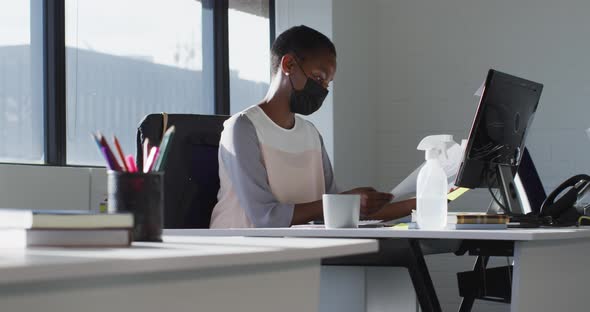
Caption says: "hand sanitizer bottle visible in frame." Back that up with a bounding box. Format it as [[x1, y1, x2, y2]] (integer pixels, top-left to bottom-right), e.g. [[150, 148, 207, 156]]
[[416, 135, 453, 230]]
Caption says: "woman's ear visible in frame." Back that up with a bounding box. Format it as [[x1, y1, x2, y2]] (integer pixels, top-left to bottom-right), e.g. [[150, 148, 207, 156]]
[[280, 54, 295, 76]]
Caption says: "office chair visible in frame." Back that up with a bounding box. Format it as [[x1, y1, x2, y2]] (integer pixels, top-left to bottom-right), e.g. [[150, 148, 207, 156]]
[[517, 148, 547, 214], [136, 113, 230, 229]]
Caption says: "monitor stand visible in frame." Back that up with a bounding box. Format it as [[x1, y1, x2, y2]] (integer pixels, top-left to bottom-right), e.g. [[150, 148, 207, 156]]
[[494, 164, 525, 215]]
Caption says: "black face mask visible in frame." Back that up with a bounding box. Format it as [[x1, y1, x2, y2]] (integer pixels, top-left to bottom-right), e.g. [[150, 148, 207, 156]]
[[288, 60, 329, 116]]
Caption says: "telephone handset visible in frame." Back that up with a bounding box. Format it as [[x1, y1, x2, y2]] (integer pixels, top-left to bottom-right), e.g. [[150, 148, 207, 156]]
[[540, 174, 590, 225]]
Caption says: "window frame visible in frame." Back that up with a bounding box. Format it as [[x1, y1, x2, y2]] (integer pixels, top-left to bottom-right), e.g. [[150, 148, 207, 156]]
[[1, 0, 275, 167], [44, 0, 67, 166]]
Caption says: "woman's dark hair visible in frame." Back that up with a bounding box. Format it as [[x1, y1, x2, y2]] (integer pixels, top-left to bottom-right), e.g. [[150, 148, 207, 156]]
[[271, 25, 336, 74]]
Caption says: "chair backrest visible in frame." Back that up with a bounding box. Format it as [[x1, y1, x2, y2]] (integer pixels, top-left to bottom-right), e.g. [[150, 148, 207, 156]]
[[517, 147, 546, 214], [137, 113, 230, 228]]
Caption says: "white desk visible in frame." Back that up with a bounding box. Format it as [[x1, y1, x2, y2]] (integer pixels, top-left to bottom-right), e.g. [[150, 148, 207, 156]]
[[0, 235, 377, 312], [165, 227, 590, 312], [166, 226, 590, 240]]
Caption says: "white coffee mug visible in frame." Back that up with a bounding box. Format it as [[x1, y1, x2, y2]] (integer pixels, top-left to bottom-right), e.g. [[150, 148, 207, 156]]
[[322, 194, 361, 228]]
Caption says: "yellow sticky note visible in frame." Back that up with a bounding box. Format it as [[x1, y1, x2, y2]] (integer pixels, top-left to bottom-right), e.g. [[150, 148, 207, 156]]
[[448, 187, 470, 201], [391, 223, 409, 230]]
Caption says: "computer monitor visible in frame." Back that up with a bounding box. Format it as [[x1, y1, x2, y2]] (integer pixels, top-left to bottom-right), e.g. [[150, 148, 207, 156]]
[[455, 69, 543, 215]]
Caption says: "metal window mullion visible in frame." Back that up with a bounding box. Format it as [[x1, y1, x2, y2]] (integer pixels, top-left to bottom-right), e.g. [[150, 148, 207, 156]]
[[203, 0, 230, 115], [43, 0, 67, 166], [214, 0, 230, 115]]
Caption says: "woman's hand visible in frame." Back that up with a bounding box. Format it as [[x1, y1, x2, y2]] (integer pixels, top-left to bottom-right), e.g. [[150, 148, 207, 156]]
[[342, 187, 394, 217]]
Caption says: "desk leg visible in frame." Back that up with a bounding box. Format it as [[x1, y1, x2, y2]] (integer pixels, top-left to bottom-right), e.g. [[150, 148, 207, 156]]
[[512, 238, 590, 312], [406, 239, 442, 312], [457, 255, 490, 312], [322, 239, 447, 312]]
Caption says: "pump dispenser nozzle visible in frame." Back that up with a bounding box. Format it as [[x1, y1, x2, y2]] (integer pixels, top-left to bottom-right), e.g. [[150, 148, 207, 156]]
[[417, 135, 454, 160]]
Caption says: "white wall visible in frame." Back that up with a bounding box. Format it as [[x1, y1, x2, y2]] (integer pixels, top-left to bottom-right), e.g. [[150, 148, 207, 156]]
[[318, 0, 590, 311], [331, 1, 379, 190], [275, 0, 334, 162], [368, 0, 590, 311], [374, 0, 590, 194]]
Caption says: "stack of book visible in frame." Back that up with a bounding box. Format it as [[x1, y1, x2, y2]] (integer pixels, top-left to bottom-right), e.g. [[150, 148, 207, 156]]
[[0, 209, 134, 248], [410, 211, 510, 230]]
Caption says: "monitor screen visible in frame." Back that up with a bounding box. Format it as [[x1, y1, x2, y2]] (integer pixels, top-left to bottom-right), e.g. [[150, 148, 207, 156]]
[[456, 69, 543, 189]]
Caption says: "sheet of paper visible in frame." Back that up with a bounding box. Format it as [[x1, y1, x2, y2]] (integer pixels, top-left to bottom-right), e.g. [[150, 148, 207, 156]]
[[390, 165, 422, 203], [390, 139, 467, 203], [474, 80, 485, 97]]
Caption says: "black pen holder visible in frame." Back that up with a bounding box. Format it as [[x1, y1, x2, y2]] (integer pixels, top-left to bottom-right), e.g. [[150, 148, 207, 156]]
[[107, 170, 164, 242]]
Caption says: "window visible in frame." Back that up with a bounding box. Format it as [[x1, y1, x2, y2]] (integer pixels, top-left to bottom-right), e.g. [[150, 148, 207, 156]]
[[228, 0, 272, 114], [0, 1, 44, 163], [0, 0, 273, 166], [65, 0, 212, 165]]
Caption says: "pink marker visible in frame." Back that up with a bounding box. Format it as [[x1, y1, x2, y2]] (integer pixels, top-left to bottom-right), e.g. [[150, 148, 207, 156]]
[[126, 155, 138, 173]]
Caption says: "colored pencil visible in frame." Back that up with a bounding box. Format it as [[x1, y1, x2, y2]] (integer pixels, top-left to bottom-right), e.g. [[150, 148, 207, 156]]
[[154, 126, 176, 172], [143, 138, 150, 170], [91, 132, 102, 151], [98, 133, 122, 171], [113, 136, 129, 172], [100, 147, 115, 170], [144, 146, 159, 173]]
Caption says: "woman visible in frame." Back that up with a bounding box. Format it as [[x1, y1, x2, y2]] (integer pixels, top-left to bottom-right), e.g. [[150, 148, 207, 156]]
[[210, 25, 414, 228]]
